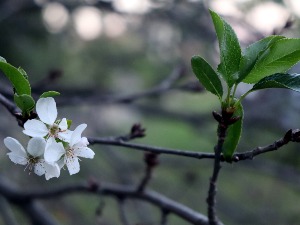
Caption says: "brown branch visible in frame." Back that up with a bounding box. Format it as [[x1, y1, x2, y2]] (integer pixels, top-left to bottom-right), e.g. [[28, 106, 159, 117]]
[[117, 198, 130, 225], [89, 127, 300, 163], [0, 93, 19, 116], [206, 110, 233, 225], [88, 136, 215, 159], [1, 91, 294, 163], [20, 201, 59, 225], [0, 176, 213, 225], [233, 129, 299, 161], [0, 196, 19, 225], [136, 152, 159, 192], [160, 209, 170, 225], [0, 175, 59, 225]]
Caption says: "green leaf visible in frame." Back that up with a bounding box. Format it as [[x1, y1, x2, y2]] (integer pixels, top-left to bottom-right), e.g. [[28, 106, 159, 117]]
[[14, 94, 35, 115], [242, 38, 300, 83], [191, 56, 223, 99], [0, 61, 31, 95], [40, 91, 60, 98], [223, 102, 243, 161], [238, 35, 285, 83], [250, 73, 300, 92], [18, 67, 29, 80], [67, 119, 72, 129], [0, 56, 6, 62], [209, 10, 241, 87]]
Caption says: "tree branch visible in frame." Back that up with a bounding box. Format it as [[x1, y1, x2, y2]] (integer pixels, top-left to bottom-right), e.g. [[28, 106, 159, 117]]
[[117, 198, 130, 225], [136, 152, 159, 192], [160, 209, 170, 225], [234, 129, 300, 161], [0, 93, 19, 116], [0, 196, 19, 225], [0, 175, 214, 225], [206, 110, 233, 225], [89, 136, 215, 159]]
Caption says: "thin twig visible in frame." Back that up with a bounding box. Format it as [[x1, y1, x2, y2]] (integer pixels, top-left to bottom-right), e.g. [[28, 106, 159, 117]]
[[21, 201, 59, 225], [0, 175, 59, 225], [206, 126, 226, 224], [109, 64, 185, 103], [234, 129, 298, 161], [90, 127, 300, 164], [136, 152, 159, 192], [0, 93, 19, 116], [206, 110, 239, 225], [88, 136, 215, 160], [0, 196, 19, 225], [160, 210, 169, 225], [117, 198, 130, 225]]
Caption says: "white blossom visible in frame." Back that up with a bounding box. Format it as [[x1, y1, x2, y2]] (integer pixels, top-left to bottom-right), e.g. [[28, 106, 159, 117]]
[[44, 124, 95, 175], [23, 97, 72, 142], [3, 137, 60, 180]]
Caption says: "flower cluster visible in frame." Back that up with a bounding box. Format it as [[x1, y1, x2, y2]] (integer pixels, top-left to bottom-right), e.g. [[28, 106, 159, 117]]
[[4, 97, 95, 180]]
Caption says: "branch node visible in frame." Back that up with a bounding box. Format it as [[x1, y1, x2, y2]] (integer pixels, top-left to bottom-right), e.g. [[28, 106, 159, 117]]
[[88, 178, 100, 192], [136, 152, 159, 192]]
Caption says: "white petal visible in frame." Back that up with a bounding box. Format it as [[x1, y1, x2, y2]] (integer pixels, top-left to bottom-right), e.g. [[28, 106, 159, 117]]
[[4, 137, 26, 155], [46, 137, 56, 147], [58, 118, 68, 130], [74, 147, 95, 159], [65, 156, 80, 175], [57, 158, 65, 169], [44, 162, 60, 180], [7, 152, 27, 165], [70, 124, 87, 147], [44, 141, 65, 163], [34, 161, 46, 176], [81, 137, 89, 145], [74, 137, 89, 148], [36, 97, 57, 125], [27, 137, 46, 157], [58, 130, 73, 142], [23, 119, 49, 138]]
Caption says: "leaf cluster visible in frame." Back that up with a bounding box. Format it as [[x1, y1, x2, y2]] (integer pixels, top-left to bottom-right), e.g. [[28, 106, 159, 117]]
[[0, 57, 59, 117], [191, 10, 300, 160]]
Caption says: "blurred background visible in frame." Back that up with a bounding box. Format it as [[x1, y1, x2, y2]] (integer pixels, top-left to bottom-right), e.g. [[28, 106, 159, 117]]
[[1, 0, 300, 224]]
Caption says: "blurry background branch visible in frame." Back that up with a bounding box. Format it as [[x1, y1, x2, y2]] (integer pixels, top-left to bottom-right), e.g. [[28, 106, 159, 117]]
[[0, 175, 214, 225]]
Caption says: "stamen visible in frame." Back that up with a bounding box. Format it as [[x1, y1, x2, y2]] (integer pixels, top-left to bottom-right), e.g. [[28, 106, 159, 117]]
[[49, 124, 59, 137]]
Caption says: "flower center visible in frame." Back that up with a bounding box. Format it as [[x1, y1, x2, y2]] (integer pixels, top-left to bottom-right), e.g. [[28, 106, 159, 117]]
[[27, 156, 39, 173], [49, 124, 59, 137]]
